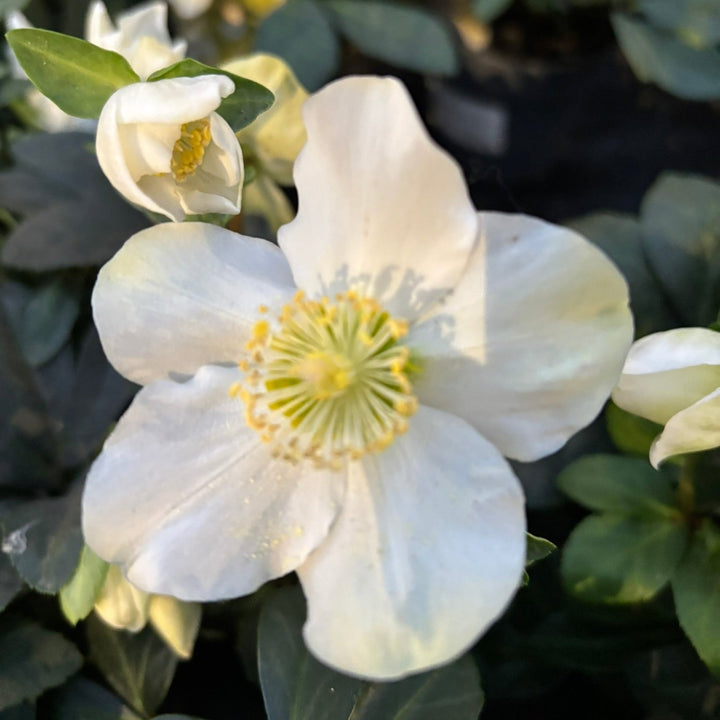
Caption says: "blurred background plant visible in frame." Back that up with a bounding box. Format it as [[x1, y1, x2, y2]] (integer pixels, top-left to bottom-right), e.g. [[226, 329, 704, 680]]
[[0, 0, 719, 718]]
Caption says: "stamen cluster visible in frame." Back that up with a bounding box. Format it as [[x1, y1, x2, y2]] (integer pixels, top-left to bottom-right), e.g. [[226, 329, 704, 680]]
[[233, 290, 419, 468], [171, 119, 211, 182]]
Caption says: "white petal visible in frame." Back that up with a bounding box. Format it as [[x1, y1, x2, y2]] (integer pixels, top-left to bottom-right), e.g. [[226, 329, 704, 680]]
[[92, 222, 296, 385], [94, 564, 150, 632], [168, 0, 212, 19], [84, 1, 114, 45], [613, 328, 720, 425], [114, 1, 172, 45], [148, 595, 202, 659], [103, 76, 233, 126], [278, 76, 477, 320], [409, 212, 633, 462], [298, 405, 525, 680], [124, 36, 186, 80], [650, 388, 720, 467], [83, 365, 345, 601]]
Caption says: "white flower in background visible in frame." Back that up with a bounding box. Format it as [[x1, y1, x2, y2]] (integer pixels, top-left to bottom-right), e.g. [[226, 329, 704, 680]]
[[84, 76, 632, 679], [85, 0, 187, 80], [221, 52, 307, 230], [95, 565, 201, 658], [5, 1, 185, 132], [223, 53, 307, 186], [613, 328, 720, 467], [167, 0, 213, 20], [95, 75, 244, 222]]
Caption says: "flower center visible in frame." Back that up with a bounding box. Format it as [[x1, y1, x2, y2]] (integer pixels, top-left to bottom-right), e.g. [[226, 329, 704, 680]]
[[233, 290, 419, 468], [170, 119, 211, 182]]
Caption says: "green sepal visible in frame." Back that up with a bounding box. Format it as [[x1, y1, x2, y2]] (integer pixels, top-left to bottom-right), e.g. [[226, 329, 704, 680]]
[[59, 545, 109, 626], [522, 532, 557, 586], [5, 28, 140, 118], [147, 59, 275, 132]]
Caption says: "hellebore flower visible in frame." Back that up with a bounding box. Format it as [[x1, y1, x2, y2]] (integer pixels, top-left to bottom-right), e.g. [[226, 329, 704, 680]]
[[85, 0, 187, 80], [94, 565, 202, 658], [84, 76, 632, 679], [95, 75, 244, 222], [613, 328, 720, 467]]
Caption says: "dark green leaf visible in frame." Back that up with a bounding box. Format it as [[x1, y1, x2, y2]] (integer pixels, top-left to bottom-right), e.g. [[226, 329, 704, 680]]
[[52, 328, 137, 468], [0, 703, 34, 720], [258, 587, 360, 720], [568, 213, 675, 336], [45, 677, 142, 720], [526, 533, 556, 566], [639, 0, 720, 46], [471, 0, 513, 22], [45, 679, 139, 720], [5, 29, 140, 118], [0, 133, 149, 271], [87, 615, 179, 716], [640, 172, 720, 326], [147, 59, 274, 131], [524, 612, 680, 673], [2, 481, 83, 594], [0, 553, 23, 613], [0, 302, 59, 491], [557, 454, 680, 518], [0, 618, 82, 710], [672, 521, 720, 676], [325, 1, 458, 76], [348, 656, 483, 720], [562, 514, 687, 603], [59, 545, 109, 626], [612, 13, 720, 100], [3, 279, 81, 368], [255, 0, 340, 91], [605, 401, 663, 458]]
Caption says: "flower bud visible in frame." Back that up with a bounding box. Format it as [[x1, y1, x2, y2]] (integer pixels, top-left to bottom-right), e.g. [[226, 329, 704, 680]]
[[96, 75, 244, 222]]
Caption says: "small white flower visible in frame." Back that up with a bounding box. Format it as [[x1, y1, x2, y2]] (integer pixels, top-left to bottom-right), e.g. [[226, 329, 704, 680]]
[[95, 75, 244, 222], [95, 565, 201, 658], [84, 76, 632, 679], [85, 0, 187, 80], [613, 328, 720, 467]]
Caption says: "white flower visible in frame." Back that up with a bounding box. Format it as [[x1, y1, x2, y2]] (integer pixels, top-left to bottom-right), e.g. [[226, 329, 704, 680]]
[[95, 565, 201, 658], [95, 75, 244, 222], [84, 76, 632, 679], [167, 0, 213, 20], [85, 0, 187, 80], [613, 328, 720, 467]]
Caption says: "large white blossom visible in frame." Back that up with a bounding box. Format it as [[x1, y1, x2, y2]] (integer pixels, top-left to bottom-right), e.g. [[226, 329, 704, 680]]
[[84, 76, 632, 679], [613, 328, 720, 467], [6, 1, 185, 132], [95, 75, 244, 222]]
